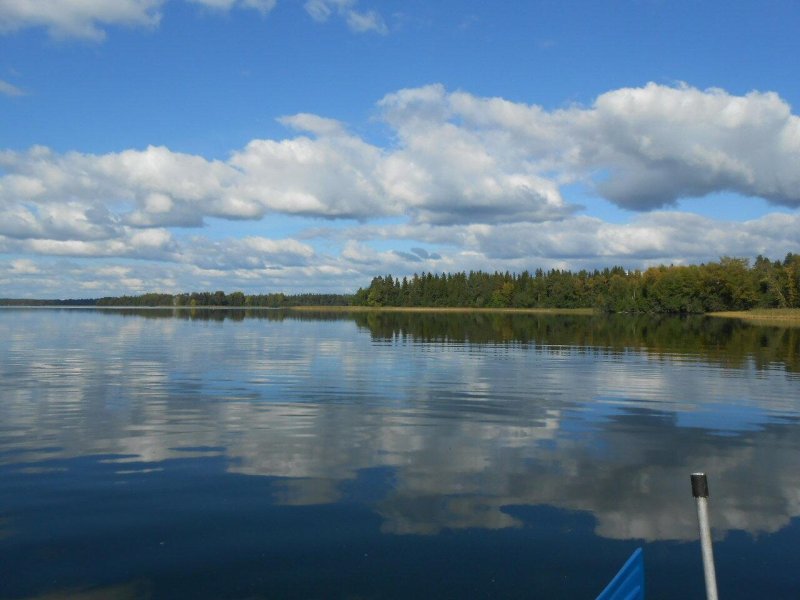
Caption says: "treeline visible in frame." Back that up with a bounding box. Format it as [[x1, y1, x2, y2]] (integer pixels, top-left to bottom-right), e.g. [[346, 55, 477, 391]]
[[354, 254, 800, 313], [0, 298, 98, 306], [95, 291, 354, 307]]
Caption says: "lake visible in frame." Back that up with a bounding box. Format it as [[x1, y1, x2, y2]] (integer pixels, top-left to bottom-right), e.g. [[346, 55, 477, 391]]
[[1, 308, 799, 599]]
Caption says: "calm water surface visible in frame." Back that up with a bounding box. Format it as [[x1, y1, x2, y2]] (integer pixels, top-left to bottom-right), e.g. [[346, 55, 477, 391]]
[[1, 308, 799, 599]]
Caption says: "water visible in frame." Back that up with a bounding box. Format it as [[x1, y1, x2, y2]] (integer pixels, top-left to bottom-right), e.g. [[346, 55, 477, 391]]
[[1, 308, 799, 599]]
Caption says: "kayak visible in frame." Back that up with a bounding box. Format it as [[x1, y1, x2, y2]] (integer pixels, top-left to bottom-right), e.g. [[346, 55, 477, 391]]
[[595, 548, 644, 600]]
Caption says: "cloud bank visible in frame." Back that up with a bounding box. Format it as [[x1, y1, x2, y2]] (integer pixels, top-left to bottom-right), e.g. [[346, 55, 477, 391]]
[[2, 82, 800, 295], [381, 82, 800, 211]]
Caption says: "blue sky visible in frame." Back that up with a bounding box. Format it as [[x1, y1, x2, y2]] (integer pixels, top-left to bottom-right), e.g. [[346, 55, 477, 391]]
[[1, 0, 799, 297]]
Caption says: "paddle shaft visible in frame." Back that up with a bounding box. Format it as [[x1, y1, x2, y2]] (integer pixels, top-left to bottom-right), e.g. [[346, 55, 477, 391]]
[[691, 473, 719, 600]]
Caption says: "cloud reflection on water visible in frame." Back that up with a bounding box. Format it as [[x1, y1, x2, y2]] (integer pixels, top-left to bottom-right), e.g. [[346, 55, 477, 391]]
[[1, 308, 799, 544]]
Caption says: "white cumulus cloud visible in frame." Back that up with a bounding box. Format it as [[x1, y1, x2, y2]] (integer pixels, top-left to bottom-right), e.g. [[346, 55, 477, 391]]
[[381, 82, 800, 211], [304, 0, 386, 34], [0, 0, 276, 40], [0, 0, 164, 41], [185, 0, 276, 14], [581, 84, 800, 209], [184, 236, 316, 271], [0, 79, 25, 96]]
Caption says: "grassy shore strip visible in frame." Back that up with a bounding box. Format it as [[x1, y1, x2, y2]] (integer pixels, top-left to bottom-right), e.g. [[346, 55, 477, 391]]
[[287, 306, 597, 315], [707, 308, 800, 325]]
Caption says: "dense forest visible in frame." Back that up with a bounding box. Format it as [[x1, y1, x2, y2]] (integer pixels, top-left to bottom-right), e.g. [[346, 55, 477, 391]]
[[353, 254, 800, 313]]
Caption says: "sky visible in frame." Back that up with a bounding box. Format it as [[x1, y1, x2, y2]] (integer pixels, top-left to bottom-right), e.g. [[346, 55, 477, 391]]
[[1, 0, 799, 298]]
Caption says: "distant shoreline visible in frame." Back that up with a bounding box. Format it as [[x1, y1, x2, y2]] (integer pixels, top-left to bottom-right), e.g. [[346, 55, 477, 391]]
[[5, 304, 800, 324], [296, 307, 800, 324], [0, 304, 595, 315], [707, 308, 800, 325], [287, 306, 597, 315]]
